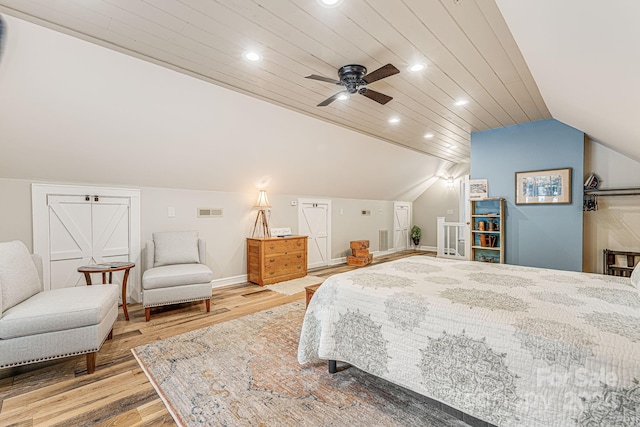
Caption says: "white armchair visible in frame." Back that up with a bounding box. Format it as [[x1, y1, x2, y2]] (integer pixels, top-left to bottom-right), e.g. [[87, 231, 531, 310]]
[[0, 241, 118, 374], [142, 231, 213, 321]]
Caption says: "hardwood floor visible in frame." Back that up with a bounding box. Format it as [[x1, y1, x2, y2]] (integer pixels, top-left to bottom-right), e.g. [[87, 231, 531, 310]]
[[0, 250, 431, 426]]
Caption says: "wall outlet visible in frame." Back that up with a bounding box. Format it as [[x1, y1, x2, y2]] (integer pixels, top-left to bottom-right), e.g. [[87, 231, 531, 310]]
[[378, 209, 383, 215], [339, 208, 344, 215], [291, 200, 297, 206], [168, 207, 176, 217]]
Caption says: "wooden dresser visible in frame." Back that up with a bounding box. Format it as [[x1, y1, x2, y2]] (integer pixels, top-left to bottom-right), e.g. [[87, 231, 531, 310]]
[[247, 236, 308, 286]]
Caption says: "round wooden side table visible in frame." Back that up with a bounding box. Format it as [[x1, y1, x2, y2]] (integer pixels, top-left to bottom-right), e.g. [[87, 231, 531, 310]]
[[78, 262, 135, 321]]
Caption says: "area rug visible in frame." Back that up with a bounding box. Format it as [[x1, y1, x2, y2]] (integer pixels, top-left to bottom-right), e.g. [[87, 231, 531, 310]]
[[265, 275, 323, 295], [132, 302, 468, 427]]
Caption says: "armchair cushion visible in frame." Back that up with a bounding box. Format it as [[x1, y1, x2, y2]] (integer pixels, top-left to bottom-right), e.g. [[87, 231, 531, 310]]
[[0, 241, 42, 314], [0, 284, 119, 339], [142, 264, 213, 290], [153, 231, 200, 267]]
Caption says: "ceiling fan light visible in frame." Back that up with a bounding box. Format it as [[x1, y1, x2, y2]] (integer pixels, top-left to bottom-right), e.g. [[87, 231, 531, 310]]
[[423, 132, 434, 139], [243, 51, 262, 62], [408, 63, 426, 72], [337, 93, 350, 101], [454, 99, 469, 106], [388, 117, 400, 124], [318, 0, 342, 7]]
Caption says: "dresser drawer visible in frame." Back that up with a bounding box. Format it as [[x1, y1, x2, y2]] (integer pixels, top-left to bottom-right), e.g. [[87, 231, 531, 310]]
[[265, 258, 306, 277], [263, 238, 306, 255], [264, 252, 305, 265], [265, 253, 305, 273]]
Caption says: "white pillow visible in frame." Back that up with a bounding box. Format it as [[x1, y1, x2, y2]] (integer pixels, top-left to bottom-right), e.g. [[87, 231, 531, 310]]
[[153, 231, 200, 267], [0, 240, 42, 314], [630, 262, 640, 294]]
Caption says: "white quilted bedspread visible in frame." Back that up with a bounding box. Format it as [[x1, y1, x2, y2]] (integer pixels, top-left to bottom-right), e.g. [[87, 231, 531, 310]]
[[297, 256, 640, 426]]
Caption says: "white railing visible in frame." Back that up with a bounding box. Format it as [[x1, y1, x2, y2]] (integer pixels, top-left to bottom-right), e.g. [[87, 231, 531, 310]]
[[436, 217, 467, 260]]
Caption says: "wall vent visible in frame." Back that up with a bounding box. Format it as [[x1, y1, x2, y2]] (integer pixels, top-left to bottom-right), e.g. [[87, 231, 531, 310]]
[[361, 210, 371, 216], [197, 208, 223, 218], [379, 230, 389, 251]]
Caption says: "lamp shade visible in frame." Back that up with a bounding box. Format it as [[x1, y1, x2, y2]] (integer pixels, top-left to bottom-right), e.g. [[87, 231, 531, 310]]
[[254, 190, 271, 208]]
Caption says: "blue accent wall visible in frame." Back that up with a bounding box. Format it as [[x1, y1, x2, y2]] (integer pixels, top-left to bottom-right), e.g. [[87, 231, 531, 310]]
[[471, 119, 584, 271]]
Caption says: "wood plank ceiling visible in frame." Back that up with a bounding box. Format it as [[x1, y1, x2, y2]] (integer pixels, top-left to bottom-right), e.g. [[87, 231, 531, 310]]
[[0, 0, 550, 163]]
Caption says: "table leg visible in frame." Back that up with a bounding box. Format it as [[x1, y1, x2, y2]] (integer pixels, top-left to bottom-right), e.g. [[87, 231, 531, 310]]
[[84, 272, 92, 285], [121, 268, 130, 321], [101, 272, 106, 284], [108, 271, 113, 283]]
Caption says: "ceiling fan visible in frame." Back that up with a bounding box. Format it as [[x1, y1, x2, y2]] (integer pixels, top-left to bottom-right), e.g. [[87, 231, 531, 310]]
[[305, 63, 400, 107]]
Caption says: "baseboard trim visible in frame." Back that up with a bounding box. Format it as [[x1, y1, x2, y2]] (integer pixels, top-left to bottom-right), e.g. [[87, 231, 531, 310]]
[[211, 247, 436, 286], [211, 274, 247, 289], [329, 248, 403, 266]]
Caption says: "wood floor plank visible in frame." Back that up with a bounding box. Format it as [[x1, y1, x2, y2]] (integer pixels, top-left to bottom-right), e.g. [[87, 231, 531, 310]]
[[0, 250, 432, 426]]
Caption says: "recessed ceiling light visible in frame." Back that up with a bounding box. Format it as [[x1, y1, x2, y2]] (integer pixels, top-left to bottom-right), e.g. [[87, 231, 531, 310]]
[[388, 117, 400, 124], [454, 99, 469, 106], [243, 51, 262, 62], [337, 93, 350, 101], [408, 63, 426, 72], [318, 0, 343, 7], [423, 133, 434, 139]]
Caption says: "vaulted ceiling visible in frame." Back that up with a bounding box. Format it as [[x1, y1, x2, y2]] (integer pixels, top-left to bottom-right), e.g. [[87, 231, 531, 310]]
[[0, 0, 551, 164]]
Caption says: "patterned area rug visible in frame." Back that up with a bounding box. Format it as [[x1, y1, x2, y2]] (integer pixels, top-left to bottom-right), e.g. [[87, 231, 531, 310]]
[[265, 275, 323, 295], [132, 302, 468, 427]]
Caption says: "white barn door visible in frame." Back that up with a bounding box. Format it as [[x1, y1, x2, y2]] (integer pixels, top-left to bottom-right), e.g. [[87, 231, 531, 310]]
[[393, 202, 411, 250], [33, 185, 140, 298], [48, 195, 131, 289], [298, 198, 331, 268]]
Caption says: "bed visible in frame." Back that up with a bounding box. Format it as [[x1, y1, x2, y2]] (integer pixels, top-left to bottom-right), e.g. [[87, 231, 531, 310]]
[[298, 256, 640, 426]]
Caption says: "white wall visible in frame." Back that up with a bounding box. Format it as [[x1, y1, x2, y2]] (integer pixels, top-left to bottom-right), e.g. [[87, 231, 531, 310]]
[[331, 199, 395, 258], [412, 178, 461, 248], [0, 179, 33, 249], [0, 178, 402, 288], [583, 140, 640, 272]]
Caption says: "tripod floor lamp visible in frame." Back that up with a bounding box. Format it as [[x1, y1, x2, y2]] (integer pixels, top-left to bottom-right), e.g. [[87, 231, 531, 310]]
[[251, 190, 271, 238]]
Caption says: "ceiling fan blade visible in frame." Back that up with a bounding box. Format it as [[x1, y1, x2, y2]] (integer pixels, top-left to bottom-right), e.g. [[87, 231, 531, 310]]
[[362, 63, 400, 84], [305, 74, 341, 85], [317, 91, 348, 107], [359, 88, 393, 105]]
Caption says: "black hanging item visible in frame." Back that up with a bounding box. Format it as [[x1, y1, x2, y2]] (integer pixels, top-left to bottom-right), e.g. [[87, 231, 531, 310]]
[[583, 172, 601, 211]]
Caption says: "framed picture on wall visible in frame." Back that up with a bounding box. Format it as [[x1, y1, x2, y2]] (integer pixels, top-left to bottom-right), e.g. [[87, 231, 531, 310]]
[[469, 179, 488, 200], [515, 167, 572, 205]]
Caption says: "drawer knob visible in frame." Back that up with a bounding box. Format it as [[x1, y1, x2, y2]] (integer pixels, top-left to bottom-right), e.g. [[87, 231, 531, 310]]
[[296, 242, 302, 246], [269, 271, 274, 275], [269, 245, 275, 250], [297, 254, 302, 258], [269, 258, 275, 262], [297, 266, 302, 270]]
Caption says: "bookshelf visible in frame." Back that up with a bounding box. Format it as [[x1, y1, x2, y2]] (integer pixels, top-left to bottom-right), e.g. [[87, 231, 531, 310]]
[[470, 198, 505, 263]]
